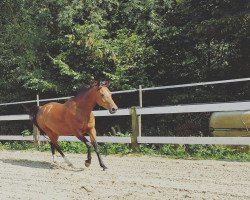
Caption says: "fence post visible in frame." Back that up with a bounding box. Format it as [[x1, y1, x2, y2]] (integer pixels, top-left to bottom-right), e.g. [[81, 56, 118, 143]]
[[131, 106, 139, 151], [33, 94, 40, 146], [138, 85, 142, 137]]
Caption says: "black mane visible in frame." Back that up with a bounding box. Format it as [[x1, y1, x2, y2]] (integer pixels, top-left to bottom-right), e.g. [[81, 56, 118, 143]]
[[72, 83, 95, 99], [71, 81, 100, 99], [78, 84, 91, 94]]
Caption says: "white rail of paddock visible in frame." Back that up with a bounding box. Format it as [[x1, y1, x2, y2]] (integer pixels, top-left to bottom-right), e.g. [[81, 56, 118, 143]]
[[0, 135, 131, 144], [0, 101, 250, 145], [1, 77, 250, 106], [0, 135, 249, 145], [2, 101, 250, 120], [137, 137, 250, 145], [0, 108, 130, 121]]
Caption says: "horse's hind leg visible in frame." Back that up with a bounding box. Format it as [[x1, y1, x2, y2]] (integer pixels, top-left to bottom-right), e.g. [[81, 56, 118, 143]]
[[46, 132, 73, 167], [36, 117, 73, 167], [50, 141, 73, 167], [49, 142, 56, 162], [77, 135, 92, 167]]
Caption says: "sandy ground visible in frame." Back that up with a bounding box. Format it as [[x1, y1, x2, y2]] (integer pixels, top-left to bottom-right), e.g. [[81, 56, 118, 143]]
[[0, 151, 249, 200]]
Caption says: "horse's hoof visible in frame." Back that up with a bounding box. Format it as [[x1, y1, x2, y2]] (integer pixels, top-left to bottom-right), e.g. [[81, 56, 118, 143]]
[[85, 160, 91, 167], [102, 166, 108, 171]]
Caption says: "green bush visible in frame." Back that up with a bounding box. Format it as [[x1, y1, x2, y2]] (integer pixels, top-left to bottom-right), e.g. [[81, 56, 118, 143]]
[[0, 141, 34, 150], [139, 144, 158, 155], [0, 141, 249, 161], [99, 143, 131, 155]]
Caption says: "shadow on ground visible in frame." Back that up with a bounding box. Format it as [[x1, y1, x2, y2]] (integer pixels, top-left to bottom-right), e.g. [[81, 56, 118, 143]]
[[0, 158, 54, 169], [0, 158, 84, 171]]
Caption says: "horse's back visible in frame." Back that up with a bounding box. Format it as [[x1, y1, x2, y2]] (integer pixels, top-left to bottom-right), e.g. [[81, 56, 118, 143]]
[[39, 102, 65, 117]]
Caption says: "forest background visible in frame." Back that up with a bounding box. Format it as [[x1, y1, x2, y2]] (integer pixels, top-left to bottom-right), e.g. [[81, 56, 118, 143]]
[[0, 0, 249, 137]]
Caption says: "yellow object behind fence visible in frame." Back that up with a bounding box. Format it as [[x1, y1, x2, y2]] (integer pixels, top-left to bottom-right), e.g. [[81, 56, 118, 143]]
[[209, 111, 250, 137]]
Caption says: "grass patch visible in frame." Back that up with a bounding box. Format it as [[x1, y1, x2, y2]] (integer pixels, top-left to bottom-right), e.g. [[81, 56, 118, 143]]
[[0, 141, 35, 151], [0, 141, 249, 161]]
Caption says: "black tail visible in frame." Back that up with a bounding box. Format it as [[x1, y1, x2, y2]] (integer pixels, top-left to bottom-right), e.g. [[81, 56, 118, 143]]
[[22, 104, 40, 128]]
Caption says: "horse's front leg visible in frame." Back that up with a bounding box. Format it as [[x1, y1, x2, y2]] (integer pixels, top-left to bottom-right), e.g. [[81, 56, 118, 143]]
[[89, 128, 107, 170], [77, 134, 92, 167]]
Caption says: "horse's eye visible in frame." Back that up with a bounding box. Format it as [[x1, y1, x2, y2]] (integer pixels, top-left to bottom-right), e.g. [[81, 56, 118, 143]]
[[101, 94, 105, 97]]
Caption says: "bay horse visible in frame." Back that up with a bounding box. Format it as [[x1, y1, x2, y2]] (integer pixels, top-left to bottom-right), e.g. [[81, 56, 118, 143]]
[[30, 81, 118, 170]]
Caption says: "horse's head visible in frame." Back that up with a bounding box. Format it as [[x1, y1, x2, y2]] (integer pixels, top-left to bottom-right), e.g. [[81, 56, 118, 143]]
[[93, 81, 118, 114]]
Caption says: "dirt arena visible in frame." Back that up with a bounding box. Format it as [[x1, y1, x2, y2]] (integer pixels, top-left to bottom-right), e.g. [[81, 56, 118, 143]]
[[0, 150, 249, 200]]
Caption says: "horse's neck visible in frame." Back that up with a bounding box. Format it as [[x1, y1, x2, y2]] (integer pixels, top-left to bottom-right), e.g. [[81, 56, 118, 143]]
[[68, 88, 97, 116]]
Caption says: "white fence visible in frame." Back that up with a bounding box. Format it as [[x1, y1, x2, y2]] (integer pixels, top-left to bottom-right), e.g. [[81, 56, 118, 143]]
[[0, 102, 250, 145], [1, 77, 250, 145]]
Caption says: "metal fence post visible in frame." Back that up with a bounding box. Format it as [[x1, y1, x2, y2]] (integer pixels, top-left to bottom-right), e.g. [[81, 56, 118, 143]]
[[131, 106, 139, 151], [33, 94, 40, 145]]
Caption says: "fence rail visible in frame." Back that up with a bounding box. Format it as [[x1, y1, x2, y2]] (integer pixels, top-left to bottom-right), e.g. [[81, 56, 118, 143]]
[[1, 77, 250, 106], [0, 135, 131, 143], [0, 135, 249, 145], [137, 101, 250, 115], [2, 100, 250, 120], [0, 114, 29, 121], [0, 102, 250, 145], [137, 137, 250, 145]]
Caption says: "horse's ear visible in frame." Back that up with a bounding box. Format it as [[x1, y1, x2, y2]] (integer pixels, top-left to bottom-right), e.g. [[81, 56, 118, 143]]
[[90, 80, 98, 87], [99, 80, 110, 87]]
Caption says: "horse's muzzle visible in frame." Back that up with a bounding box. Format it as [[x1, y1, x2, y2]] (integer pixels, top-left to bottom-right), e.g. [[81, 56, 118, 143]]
[[109, 107, 117, 114]]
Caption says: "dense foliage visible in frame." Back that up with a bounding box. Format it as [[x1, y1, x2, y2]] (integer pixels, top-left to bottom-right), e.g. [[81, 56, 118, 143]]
[[0, 0, 249, 136], [1, 0, 249, 98]]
